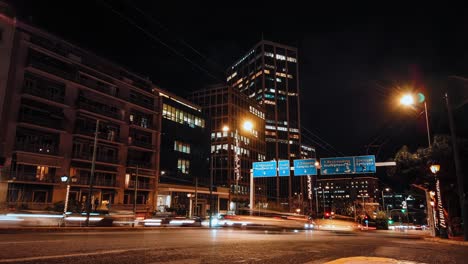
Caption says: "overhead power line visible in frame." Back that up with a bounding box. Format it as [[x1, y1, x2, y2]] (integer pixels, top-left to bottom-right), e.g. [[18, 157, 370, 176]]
[[301, 125, 346, 157], [96, 0, 223, 82], [122, 0, 225, 74]]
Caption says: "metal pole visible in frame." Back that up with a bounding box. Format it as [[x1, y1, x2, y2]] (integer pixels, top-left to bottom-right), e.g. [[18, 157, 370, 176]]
[[425, 190, 436, 236], [209, 156, 213, 228], [424, 101, 432, 148], [382, 191, 385, 213], [134, 165, 138, 217], [63, 181, 70, 226], [322, 188, 325, 216], [315, 188, 318, 216], [189, 195, 193, 218], [195, 176, 198, 217], [250, 169, 254, 216], [85, 120, 99, 227], [445, 92, 467, 241], [234, 129, 240, 214]]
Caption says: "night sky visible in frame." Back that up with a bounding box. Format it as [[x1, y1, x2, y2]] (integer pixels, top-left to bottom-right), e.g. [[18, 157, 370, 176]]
[[9, 0, 468, 161]]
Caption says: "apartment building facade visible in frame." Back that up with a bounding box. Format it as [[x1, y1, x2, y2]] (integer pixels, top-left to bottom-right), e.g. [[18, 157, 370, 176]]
[[0, 12, 162, 213]]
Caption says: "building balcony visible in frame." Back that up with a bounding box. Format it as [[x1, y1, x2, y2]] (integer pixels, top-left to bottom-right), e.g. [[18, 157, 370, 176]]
[[8, 172, 56, 183], [127, 160, 154, 170], [129, 140, 154, 150], [75, 127, 121, 143], [18, 113, 63, 130], [129, 120, 155, 130], [77, 99, 121, 120], [128, 181, 153, 190], [73, 152, 119, 164], [22, 84, 65, 104], [28, 60, 76, 81], [129, 97, 154, 111], [14, 142, 59, 155], [74, 178, 119, 188], [78, 75, 119, 97]]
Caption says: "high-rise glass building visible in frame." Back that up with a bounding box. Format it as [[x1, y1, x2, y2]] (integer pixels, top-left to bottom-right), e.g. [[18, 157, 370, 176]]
[[227, 40, 301, 209], [190, 85, 266, 213]]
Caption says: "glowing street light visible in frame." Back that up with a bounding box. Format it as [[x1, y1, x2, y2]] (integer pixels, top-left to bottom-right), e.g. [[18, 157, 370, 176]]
[[243, 120, 253, 131], [399, 92, 432, 148], [430, 164, 440, 174], [400, 94, 415, 106]]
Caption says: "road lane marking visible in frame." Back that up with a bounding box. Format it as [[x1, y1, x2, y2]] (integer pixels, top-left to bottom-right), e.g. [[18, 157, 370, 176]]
[[319, 256, 426, 264], [0, 240, 66, 245], [0, 248, 151, 263]]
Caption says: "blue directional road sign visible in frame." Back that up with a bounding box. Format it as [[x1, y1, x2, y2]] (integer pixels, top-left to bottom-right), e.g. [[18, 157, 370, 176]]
[[321, 157, 355, 175], [354, 155, 376, 173], [253, 161, 277, 178], [293, 159, 317, 176], [278, 160, 290, 176]]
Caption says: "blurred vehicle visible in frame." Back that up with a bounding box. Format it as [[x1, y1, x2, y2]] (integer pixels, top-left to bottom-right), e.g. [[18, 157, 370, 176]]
[[1, 210, 62, 227], [107, 211, 135, 226]]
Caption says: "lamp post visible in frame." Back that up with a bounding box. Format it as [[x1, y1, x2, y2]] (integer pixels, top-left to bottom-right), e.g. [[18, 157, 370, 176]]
[[381, 188, 390, 215], [314, 187, 319, 217], [61, 175, 71, 225], [187, 193, 193, 218], [133, 165, 139, 217], [400, 93, 437, 236], [209, 155, 214, 228], [85, 119, 99, 227], [400, 94, 431, 147], [323, 186, 327, 216], [430, 164, 448, 238], [223, 121, 253, 214]]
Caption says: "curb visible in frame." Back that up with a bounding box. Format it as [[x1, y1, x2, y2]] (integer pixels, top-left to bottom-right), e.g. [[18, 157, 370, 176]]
[[0, 226, 203, 233], [423, 237, 468, 246]]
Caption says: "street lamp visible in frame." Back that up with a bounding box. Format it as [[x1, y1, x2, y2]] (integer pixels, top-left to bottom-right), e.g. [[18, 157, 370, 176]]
[[60, 175, 71, 224], [430, 164, 448, 238], [222, 120, 253, 214], [400, 93, 437, 236], [400, 93, 431, 147]]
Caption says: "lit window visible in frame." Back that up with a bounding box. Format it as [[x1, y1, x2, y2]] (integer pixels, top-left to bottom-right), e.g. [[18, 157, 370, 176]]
[[174, 141, 191, 154], [177, 159, 190, 174]]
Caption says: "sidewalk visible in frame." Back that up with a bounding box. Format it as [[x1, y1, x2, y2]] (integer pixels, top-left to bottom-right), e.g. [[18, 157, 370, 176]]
[[423, 236, 468, 246]]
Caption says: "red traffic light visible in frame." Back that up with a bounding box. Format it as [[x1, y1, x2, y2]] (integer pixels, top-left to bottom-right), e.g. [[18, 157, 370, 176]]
[[325, 212, 330, 217]]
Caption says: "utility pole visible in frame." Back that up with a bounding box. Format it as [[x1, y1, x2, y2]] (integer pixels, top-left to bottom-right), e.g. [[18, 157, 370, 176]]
[[194, 176, 198, 217], [315, 188, 319, 216], [85, 120, 99, 227], [209, 156, 213, 228], [134, 165, 139, 217], [445, 92, 467, 241]]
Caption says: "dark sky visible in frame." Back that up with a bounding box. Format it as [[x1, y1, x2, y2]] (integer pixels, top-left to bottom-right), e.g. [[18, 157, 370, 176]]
[[9, 0, 468, 161]]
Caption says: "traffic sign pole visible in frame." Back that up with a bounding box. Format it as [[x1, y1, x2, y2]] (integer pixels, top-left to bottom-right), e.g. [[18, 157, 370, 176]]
[[250, 169, 254, 216]]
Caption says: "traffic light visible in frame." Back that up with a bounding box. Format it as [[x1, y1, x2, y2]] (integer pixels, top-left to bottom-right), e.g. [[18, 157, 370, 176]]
[[388, 219, 394, 224], [325, 212, 330, 217], [401, 209, 406, 213]]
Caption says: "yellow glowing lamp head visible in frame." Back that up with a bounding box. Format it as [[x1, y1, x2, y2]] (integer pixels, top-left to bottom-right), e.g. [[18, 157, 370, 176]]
[[430, 164, 440, 174], [222, 125, 230, 132], [400, 94, 415, 106], [243, 121, 253, 131]]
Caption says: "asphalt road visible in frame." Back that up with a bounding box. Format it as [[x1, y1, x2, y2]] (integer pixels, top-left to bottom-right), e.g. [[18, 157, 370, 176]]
[[0, 229, 466, 264]]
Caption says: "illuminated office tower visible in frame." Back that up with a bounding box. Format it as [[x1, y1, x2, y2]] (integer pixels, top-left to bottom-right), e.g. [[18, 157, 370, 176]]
[[227, 41, 301, 209]]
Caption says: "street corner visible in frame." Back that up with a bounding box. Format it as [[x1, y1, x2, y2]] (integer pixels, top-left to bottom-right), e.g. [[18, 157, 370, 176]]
[[319, 256, 424, 264]]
